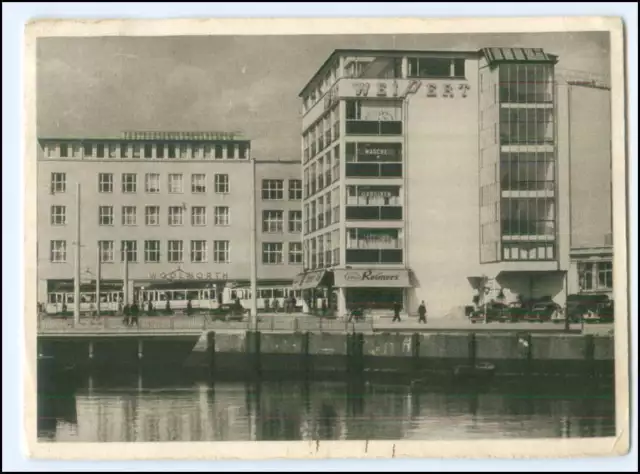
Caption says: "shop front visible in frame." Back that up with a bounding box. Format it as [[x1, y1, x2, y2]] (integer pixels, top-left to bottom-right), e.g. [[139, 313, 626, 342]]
[[333, 268, 413, 317], [292, 269, 334, 314]]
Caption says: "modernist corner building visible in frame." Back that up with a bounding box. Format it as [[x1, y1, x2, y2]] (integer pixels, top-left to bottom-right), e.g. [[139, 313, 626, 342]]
[[37, 131, 304, 313], [295, 47, 613, 317]]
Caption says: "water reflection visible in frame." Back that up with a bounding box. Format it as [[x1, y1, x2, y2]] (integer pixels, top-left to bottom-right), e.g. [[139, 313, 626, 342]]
[[38, 373, 615, 442]]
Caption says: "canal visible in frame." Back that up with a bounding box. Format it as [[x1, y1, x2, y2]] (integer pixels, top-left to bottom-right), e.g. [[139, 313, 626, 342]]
[[38, 370, 615, 442]]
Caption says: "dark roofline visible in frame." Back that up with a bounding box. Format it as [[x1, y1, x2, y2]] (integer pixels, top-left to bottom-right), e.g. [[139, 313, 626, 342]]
[[37, 136, 251, 144], [298, 48, 481, 97]]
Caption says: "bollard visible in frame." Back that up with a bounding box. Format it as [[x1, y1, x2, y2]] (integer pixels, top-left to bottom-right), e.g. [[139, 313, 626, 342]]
[[270, 317, 275, 332], [294, 318, 299, 333], [207, 331, 216, 377]]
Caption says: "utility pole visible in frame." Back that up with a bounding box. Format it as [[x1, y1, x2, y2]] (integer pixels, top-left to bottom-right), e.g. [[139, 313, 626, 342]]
[[96, 244, 101, 316], [73, 183, 81, 325], [249, 156, 258, 329]]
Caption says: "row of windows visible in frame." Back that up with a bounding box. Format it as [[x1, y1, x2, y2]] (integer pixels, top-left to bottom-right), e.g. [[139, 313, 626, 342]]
[[48, 240, 302, 265], [302, 105, 340, 162], [50, 205, 302, 231], [46, 142, 249, 160], [304, 187, 340, 235], [51, 172, 230, 195], [303, 230, 341, 270], [304, 144, 340, 198], [50, 173, 303, 200]]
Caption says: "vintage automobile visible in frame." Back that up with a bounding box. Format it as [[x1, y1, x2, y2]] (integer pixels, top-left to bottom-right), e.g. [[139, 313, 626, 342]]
[[523, 301, 562, 323], [566, 294, 611, 323], [469, 301, 510, 323], [209, 303, 248, 322]]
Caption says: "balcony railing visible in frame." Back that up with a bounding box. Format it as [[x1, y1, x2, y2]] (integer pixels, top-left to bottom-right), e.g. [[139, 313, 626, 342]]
[[346, 249, 403, 264], [500, 180, 555, 191], [501, 219, 555, 236], [346, 206, 403, 221], [346, 163, 402, 178], [345, 120, 402, 136]]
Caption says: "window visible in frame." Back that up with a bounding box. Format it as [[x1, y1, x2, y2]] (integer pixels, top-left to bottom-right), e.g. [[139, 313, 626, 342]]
[[144, 240, 160, 263], [108, 144, 117, 158], [98, 173, 113, 193], [60, 144, 68, 158], [227, 144, 236, 159], [51, 172, 66, 193], [191, 174, 206, 193], [179, 144, 190, 159], [83, 143, 93, 157], [215, 174, 229, 193], [157, 143, 165, 159], [598, 262, 613, 289], [168, 173, 183, 193], [168, 206, 183, 226], [50, 205, 66, 225], [145, 205, 160, 226], [191, 206, 207, 226], [213, 240, 230, 263], [122, 206, 137, 226], [98, 206, 114, 226], [50, 240, 67, 262], [578, 261, 613, 292], [289, 179, 303, 200], [191, 240, 207, 263], [96, 144, 105, 158], [168, 240, 183, 263], [214, 145, 223, 159], [130, 144, 139, 159], [289, 242, 303, 264], [98, 240, 114, 263], [120, 143, 129, 158], [262, 179, 284, 200], [262, 242, 283, 264], [407, 57, 464, 78], [214, 206, 230, 226], [144, 144, 153, 159], [289, 210, 302, 233], [145, 173, 160, 193], [122, 173, 137, 193], [239, 144, 248, 159], [168, 144, 176, 159], [120, 240, 138, 263], [262, 210, 284, 233]]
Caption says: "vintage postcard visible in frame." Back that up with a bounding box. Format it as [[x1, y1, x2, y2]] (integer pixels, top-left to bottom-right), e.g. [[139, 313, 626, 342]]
[[24, 16, 630, 460]]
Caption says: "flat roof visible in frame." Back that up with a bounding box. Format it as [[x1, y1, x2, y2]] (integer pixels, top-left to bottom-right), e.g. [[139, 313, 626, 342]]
[[298, 47, 559, 97], [38, 131, 250, 143], [298, 48, 481, 97]]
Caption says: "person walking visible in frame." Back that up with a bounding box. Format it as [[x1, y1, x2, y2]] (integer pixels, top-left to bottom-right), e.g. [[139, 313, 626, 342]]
[[392, 301, 402, 322], [418, 301, 427, 324]]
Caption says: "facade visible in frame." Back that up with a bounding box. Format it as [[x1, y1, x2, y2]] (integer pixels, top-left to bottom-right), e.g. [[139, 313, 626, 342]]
[[556, 75, 613, 299], [37, 131, 302, 313], [296, 48, 610, 318]]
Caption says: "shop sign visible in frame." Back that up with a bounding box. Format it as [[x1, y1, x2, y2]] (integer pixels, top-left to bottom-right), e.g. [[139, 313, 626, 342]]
[[352, 80, 471, 99], [148, 268, 229, 281], [336, 269, 411, 288]]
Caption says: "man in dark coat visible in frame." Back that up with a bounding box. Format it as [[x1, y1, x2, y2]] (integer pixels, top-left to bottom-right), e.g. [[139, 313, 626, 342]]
[[392, 301, 402, 322], [418, 301, 427, 324]]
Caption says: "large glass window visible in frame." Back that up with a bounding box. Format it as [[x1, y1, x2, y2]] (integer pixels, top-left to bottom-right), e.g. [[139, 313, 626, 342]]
[[499, 107, 554, 145], [262, 179, 284, 200], [499, 63, 553, 103], [345, 100, 403, 136], [262, 210, 284, 233], [262, 243, 283, 264], [500, 152, 555, 191], [407, 57, 465, 78], [345, 228, 403, 264], [345, 142, 402, 162]]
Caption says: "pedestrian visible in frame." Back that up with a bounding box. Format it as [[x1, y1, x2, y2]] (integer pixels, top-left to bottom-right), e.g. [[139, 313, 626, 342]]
[[147, 300, 153, 316], [392, 301, 402, 322], [321, 299, 327, 318], [131, 302, 139, 327], [61, 302, 68, 320], [291, 295, 297, 313], [123, 303, 130, 326], [272, 298, 280, 313], [186, 299, 193, 316], [418, 300, 427, 324]]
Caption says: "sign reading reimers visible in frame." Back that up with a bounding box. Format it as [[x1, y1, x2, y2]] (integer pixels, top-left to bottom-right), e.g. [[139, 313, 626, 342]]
[[334, 269, 412, 288]]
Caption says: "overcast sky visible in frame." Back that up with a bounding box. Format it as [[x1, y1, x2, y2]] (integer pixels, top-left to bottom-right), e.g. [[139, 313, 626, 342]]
[[37, 32, 610, 159]]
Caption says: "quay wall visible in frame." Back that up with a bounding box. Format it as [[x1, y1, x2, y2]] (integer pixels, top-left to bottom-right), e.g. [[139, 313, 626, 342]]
[[37, 330, 615, 379]]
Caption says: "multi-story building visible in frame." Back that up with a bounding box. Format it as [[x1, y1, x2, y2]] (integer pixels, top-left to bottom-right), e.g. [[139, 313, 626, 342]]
[[557, 74, 613, 299], [296, 48, 610, 318], [37, 131, 302, 313]]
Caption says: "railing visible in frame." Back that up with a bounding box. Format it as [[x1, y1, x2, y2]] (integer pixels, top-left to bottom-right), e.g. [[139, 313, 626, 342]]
[[345, 120, 402, 136], [345, 248, 403, 264], [346, 163, 402, 178], [345, 206, 403, 221]]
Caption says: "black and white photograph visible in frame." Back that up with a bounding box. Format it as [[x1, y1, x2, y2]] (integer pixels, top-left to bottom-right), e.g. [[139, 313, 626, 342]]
[[22, 16, 631, 461]]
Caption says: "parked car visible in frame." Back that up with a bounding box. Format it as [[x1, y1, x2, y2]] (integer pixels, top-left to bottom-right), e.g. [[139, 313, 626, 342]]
[[469, 302, 509, 323], [523, 301, 561, 323], [209, 303, 248, 322], [566, 294, 611, 323]]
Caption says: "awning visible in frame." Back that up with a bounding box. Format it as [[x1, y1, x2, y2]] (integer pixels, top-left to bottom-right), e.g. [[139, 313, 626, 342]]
[[292, 270, 328, 290], [334, 269, 412, 288]]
